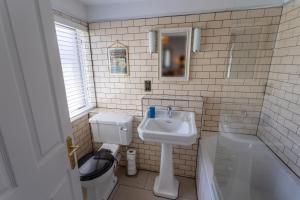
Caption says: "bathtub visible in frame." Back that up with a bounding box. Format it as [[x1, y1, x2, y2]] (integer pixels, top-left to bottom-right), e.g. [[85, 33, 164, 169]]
[[197, 131, 300, 200]]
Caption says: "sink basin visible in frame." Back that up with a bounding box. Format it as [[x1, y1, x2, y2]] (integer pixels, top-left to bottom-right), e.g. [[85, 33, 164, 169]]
[[138, 110, 197, 145], [138, 109, 198, 199]]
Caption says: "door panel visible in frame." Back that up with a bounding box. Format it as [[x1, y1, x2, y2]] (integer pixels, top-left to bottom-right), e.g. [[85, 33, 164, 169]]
[[6, 0, 63, 157], [49, 174, 75, 200], [0, 0, 82, 199], [0, 132, 17, 198]]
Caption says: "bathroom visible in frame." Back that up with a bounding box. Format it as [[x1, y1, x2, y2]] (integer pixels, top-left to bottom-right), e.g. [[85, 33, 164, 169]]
[[1, 0, 300, 199]]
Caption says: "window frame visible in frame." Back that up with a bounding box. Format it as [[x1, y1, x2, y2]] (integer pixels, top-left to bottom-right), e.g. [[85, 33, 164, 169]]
[[55, 21, 93, 120]]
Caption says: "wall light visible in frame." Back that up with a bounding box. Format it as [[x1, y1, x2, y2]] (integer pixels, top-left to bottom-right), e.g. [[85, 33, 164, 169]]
[[148, 30, 157, 54], [192, 28, 201, 53]]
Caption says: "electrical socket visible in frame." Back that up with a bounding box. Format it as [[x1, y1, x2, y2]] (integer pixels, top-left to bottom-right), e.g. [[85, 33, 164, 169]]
[[145, 80, 151, 92]]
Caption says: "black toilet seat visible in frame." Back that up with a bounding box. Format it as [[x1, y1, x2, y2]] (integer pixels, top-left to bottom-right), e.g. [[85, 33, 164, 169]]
[[78, 149, 115, 181]]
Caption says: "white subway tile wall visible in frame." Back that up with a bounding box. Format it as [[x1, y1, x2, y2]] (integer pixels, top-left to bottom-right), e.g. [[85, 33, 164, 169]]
[[140, 95, 203, 177], [88, 7, 282, 177], [90, 94, 203, 177], [71, 114, 93, 159], [89, 7, 282, 137], [53, 7, 300, 178], [258, 0, 300, 177]]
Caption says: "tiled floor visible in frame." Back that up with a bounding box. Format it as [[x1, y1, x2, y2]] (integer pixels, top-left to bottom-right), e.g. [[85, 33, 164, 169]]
[[83, 167, 197, 200], [109, 167, 197, 200]]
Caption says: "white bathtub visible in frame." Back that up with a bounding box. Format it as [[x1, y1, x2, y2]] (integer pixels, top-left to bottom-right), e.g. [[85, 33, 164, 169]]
[[197, 131, 300, 200]]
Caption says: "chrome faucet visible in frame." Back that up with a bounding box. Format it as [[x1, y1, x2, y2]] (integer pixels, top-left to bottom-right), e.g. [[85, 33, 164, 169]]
[[167, 106, 173, 118]]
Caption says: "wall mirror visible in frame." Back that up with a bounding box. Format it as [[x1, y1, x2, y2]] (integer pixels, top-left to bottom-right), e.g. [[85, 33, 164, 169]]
[[159, 27, 192, 81]]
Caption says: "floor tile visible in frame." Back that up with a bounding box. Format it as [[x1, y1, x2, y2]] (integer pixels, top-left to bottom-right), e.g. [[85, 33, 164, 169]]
[[112, 185, 161, 200], [138, 170, 197, 200], [116, 167, 150, 189], [108, 184, 119, 200], [145, 171, 158, 190], [82, 187, 87, 200], [82, 167, 197, 200], [177, 176, 197, 200]]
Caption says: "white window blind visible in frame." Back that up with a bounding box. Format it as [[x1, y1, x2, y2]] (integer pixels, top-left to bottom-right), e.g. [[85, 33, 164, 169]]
[[55, 23, 88, 118]]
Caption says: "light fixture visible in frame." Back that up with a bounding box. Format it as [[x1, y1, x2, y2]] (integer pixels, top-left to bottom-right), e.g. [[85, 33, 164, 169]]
[[164, 49, 171, 68], [192, 28, 201, 53], [148, 30, 157, 54]]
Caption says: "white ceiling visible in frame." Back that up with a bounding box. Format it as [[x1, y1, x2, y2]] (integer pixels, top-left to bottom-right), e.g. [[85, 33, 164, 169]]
[[52, 0, 287, 22], [79, 0, 148, 5], [87, 0, 285, 21]]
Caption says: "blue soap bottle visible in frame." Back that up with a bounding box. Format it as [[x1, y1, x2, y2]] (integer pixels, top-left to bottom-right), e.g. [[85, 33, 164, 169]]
[[148, 106, 156, 118]]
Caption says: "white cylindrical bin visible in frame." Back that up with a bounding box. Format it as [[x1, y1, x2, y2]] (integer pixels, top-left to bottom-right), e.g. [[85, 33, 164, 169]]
[[127, 149, 137, 176]]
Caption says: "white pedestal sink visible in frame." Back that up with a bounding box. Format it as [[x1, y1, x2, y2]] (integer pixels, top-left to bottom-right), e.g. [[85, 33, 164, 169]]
[[138, 109, 197, 199]]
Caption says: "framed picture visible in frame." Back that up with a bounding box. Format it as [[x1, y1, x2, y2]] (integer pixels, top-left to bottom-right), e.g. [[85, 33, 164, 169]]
[[158, 27, 192, 81], [108, 41, 129, 76]]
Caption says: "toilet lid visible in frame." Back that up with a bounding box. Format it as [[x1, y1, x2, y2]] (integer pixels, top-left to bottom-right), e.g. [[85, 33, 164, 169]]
[[78, 149, 115, 181]]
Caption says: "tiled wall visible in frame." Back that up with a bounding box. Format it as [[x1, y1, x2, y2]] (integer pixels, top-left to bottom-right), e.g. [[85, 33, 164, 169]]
[[91, 95, 203, 177], [88, 7, 282, 177], [71, 114, 93, 159], [89, 7, 282, 136], [140, 95, 203, 177], [258, 0, 300, 177], [54, 6, 300, 178]]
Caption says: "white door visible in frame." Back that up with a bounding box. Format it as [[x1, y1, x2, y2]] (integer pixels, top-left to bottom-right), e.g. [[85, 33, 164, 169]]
[[0, 0, 83, 200]]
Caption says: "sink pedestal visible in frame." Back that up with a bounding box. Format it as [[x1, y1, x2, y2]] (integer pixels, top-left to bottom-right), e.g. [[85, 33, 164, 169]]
[[153, 143, 179, 199], [138, 110, 197, 199]]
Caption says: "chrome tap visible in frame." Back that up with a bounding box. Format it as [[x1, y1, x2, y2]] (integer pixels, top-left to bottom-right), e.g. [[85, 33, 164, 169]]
[[167, 106, 173, 118]]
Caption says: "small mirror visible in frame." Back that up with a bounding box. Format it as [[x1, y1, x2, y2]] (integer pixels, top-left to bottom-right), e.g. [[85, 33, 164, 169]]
[[159, 27, 192, 81]]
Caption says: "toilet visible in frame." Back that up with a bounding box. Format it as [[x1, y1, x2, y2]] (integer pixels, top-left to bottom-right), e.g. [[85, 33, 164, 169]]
[[78, 112, 133, 200]]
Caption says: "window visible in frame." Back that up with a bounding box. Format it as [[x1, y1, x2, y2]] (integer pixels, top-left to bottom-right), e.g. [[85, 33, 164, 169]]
[[55, 23, 90, 118]]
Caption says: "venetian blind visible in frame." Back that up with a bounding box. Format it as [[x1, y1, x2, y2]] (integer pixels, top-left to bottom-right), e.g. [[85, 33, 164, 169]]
[[55, 23, 87, 117]]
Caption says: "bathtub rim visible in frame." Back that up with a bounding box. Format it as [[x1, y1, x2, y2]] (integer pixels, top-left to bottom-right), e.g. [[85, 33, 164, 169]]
[[198, 131, 300, 200]]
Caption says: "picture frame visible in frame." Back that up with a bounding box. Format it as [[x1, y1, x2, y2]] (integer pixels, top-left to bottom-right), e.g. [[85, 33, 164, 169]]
[[158, 27, 192, 81], [108, 41, 129, 76]]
